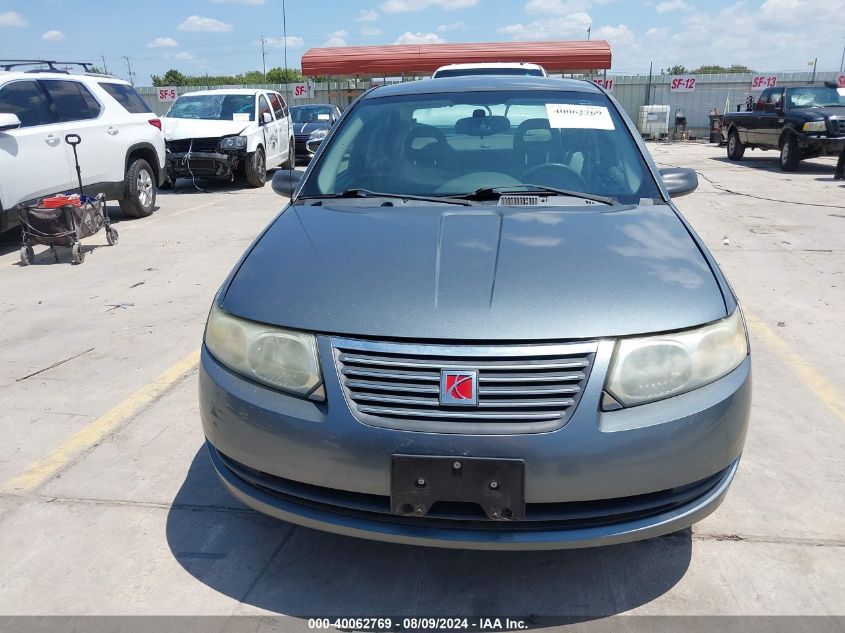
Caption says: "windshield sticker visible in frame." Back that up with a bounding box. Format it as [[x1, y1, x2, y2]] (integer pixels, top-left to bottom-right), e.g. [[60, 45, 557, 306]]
[[233, 113, 251, 121], [546, 104, 614, 130]]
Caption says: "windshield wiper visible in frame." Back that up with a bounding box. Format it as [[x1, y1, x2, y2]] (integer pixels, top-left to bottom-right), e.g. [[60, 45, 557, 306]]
[[455, 185, 615, 206], [296, 189, 473, 206]]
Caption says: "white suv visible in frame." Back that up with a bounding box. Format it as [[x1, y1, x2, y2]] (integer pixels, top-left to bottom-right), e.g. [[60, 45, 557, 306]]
[[162, 88, 294, 188], [432, 63, 548, 78], [0, 62, 165, 233]]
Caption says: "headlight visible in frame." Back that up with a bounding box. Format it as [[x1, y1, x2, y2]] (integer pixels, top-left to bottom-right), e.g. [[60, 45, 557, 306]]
[[309, 128, 328, 141], [802, 121, 827, 133], [605, 308, 747, 407], [219, 136, 247, 150], [205, 304, 324, 400]]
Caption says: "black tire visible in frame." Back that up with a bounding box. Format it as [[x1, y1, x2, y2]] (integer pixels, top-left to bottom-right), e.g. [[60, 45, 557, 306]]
[[244, 146, 267, 187], [119, 158, 156, 218], [281, 137, 295, 169], [107, 228, 119, 246], [71, 242, 84, 265], [20, 245, 33, 266], [727, 128, 745, 161], [780, 134, 800, 171]]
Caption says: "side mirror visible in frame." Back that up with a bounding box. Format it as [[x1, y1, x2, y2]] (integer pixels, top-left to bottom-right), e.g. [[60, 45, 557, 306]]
[[0, 113, 21, 132], [261, 112, 273, 125], [272, 169, 303, 197], [659, 167, 698, 197]]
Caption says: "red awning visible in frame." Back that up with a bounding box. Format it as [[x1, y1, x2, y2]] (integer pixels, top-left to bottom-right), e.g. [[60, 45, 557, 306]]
[[300, 40, 611, 77]]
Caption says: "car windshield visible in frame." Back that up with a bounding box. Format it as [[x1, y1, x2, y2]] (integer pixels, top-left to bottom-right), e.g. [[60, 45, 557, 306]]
[[291, 105, 333, 123], [785, 87, 845, 108], [300, 89, 660, 205], [435, 68, 545, 78], [166, 94, 255, 121]]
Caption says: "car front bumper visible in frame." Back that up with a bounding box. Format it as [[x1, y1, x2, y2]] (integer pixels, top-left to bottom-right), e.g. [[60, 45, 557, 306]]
[[797, 134, 845, 155], [166, 150, 244, 181], [199, 338, 751, 550]]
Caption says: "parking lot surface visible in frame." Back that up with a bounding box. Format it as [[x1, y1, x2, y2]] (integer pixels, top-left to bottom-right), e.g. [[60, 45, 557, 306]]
[[0, 145, 843, 625]]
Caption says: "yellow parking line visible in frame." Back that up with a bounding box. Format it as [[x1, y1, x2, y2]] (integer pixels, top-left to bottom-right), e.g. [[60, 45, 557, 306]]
[[0, 348, 200, 494], [745, 313, 845, 424]]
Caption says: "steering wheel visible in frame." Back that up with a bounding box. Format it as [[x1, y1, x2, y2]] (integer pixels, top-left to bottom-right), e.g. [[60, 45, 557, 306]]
[[520, 163, 588, 192]]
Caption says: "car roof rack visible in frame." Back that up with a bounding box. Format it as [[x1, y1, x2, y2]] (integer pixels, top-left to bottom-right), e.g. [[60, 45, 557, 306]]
[[0, 59, 97, 73]]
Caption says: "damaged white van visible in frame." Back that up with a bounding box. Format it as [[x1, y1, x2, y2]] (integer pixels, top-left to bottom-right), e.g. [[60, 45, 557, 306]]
[[162, 89, 294, 188]]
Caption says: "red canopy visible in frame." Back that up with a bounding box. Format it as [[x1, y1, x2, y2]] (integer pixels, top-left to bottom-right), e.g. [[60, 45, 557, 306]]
[[300, 40, 611, 77]]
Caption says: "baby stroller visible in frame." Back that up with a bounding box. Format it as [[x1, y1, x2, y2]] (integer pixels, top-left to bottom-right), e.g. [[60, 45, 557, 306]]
[[18, 134, 118, 265]]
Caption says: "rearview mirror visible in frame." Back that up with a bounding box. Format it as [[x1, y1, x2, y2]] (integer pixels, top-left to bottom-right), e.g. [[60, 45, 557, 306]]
[[659, 167, 698, 197], [261, 112, 273, 125], [0, 113, 21, 132], [272, 169, 303, 197]]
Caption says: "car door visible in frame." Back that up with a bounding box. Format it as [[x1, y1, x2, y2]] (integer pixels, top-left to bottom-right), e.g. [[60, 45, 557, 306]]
[[257, 93, 281, 166], [40, 79, 125, 192], [0, 79, 75, 208], [761, 88, 784, 148], [745, 88, 770, 145], [269, 92, 291, 163]]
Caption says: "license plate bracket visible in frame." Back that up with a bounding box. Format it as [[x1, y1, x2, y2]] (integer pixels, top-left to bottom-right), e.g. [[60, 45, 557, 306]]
[[391, 455, 525, 521]]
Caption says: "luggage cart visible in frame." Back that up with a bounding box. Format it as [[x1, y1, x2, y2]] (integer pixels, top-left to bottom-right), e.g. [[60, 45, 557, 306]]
[[18, 134, 118, 265]]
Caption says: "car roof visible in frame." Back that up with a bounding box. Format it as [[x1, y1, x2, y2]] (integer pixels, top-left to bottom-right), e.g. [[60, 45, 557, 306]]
[[363, 75, 603, 99], [180, 88, 266, 97], [435, 62, 545, 70], [0, 70, 130, 85]]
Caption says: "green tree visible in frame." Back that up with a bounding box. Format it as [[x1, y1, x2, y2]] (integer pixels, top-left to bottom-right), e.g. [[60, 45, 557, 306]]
[[266, 67, 303, 83], [666, 65, 687, 75], [690, 64, 753, 74], [152, 69, 188, 86]]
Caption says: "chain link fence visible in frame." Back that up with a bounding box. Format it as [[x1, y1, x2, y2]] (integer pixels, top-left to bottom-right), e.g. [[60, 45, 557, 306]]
[[138, 71, 844, 140]]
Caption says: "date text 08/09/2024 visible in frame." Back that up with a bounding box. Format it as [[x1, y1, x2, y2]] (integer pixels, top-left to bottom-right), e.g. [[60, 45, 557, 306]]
[[307, 617, 534, 631]]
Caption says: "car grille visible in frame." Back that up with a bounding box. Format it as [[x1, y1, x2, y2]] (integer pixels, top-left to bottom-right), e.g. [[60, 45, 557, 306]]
[[166, 138, 220, 153], [835, 119, 845, 135], [294, 134, 311, 143], [332, 338, 596, 434], [216, 447, 732, 530]]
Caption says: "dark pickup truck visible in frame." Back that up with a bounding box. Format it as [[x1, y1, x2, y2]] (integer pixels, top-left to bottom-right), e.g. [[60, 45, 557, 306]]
[[723, 82, 845, 171]]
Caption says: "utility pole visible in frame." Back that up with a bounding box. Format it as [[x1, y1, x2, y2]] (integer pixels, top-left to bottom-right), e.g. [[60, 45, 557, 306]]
[[586, 24, 591, 41], [282, 0, 290, 101], [840, 38, 845, 73], [122, 55, 135, 86], [260, 36, 267, 82], [809, 57, 817, 83], [100, 55, 108, 74]]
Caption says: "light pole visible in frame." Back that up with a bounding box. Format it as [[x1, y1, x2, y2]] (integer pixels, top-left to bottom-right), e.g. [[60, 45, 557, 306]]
[[840, 37, 845, 73], [809, 57, 817, 83]]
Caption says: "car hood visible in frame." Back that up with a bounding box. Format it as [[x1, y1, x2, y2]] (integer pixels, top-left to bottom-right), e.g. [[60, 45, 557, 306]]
[[222, 204, 727, 340], [293, 121, 329, 135], [163, 118, 251, 140]]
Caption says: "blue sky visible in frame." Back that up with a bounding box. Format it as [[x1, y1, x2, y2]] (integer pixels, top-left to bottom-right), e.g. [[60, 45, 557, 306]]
[[1, 0, 842, 84]]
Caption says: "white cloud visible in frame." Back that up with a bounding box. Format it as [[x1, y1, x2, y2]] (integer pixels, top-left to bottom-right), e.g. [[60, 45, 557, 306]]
[[147, 37, 179, 48], [322, 30, 348, 47], [263, 36, 304, 48], [655, 0, 692, 13], [361, 27, 382, 36], [174, 51, 198, 62], [498, 12, 592, 40], [395, 31, 446, 44], [41, 30, 64, 41], [355, 9, 379, 21], [525, 0, 591, 14], [210, 0, 265, 4], [593, 23, 634, 45], [0, 11, 27, 27], [436, 21, 466, 32], [382, 0, 477, 13], [178, 15, 233, 32]]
